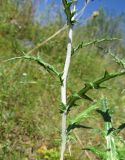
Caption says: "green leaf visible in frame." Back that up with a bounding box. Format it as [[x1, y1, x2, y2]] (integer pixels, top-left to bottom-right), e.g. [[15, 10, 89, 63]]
[[22, 54, 62, 83], [104, 70, 110, 78], [117, 123, 125, 133], [62, 0, 77, 25], [81, 94, 93, 101], [60, 102, 67, 113], [96, 109, 111, 122], [72, 38, 120, 56], [110, 123, 125, 135], [110, 53, 125, 69], [67, 124, 93, 133], [67, 70, 125, 112], [83, 146, 106, 159], [70, 103, 98, 125]]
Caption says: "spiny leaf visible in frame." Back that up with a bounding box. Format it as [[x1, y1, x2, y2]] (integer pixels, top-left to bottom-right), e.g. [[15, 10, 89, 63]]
[[72, 38, 120, 56], [22, 54, 62, 82], [72, 124, 92, 130], [83, 146, 106, 159], [107, 127, 116, 135], [109, 123, 125, 135], [67, 1, 72, 8], [101, 98, 119, 160], [70, 103, 98, 125], [67, 124, 92, 133], [110, 53, 125, 69], [4, 54, 63, 83], [72, 93, 81, 99], [104, 70, 110, 78], [117, 123, 125, 133], [67, 70, 125, 112], [59, 72, 63, 85], [60, 102, 67, 113], [81, 94, 93, 101], [96, 109, 111, 122], [71, 92, 93, 101], [62, 0, 77, 25], [71, 11, 76, 19]]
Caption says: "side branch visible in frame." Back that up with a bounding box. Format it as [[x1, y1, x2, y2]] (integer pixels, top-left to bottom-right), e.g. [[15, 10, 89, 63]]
[[23, 55, 61, 77], [72, 38, 121, 56], [110, 52, 125, 68], [67, 70, 125, 112], [5, 55, 61, 79]]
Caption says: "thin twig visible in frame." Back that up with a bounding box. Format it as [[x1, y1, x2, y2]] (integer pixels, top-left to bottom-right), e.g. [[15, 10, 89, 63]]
[[4, 56, 23, 62], [27, 24, 67, 55], [73, 131, 91, 160]]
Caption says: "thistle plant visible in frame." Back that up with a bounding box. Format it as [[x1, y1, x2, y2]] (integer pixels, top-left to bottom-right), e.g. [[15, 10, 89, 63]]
[[5, 1, 125, 160], [83, 97, 125, 160], [101, 98, 118, 160]]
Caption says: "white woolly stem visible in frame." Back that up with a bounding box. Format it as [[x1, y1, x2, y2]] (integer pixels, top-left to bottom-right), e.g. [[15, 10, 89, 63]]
[[60, 26, 73, 160], [60, 1, 76, 160]]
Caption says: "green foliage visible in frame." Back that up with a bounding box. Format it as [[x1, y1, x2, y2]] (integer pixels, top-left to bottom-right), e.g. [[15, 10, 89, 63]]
[[101, 98, 118, 160], [23, 54, 61, 78], [62, 0, 77, 25], [72, 38, 120, 56], [67, 103, 98, 133], [74, 8, 124, 56], [83, 146, 106, 160], [67, 70, 125, 112], [110, 53, 125, 68], [0, 1, 125, 160]]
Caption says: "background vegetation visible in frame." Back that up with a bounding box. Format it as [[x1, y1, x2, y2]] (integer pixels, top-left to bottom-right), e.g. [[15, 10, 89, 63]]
[[0, 0, 125, 159]]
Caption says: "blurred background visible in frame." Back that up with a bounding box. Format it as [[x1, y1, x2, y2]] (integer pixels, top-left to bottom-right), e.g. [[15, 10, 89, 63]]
[[0, 0, 125, 159]]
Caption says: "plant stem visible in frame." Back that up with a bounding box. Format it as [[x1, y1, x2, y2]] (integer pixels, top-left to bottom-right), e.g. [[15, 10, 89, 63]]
[[60, 1, 76, 159], [60, 26, 73, 160], [102, 98, 118, 160]]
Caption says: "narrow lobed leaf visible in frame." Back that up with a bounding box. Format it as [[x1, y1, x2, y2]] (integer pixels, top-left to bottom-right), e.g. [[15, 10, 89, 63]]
[[69, 103, 98, 126], [96, 109, 111, 123], [62, 0, 77, 25], [67, 70, 125, 112], [67, 124, 93, 133], [22, 54, 62, 81], [72, 38, 121, 56], [83, 146, 106, 159]]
